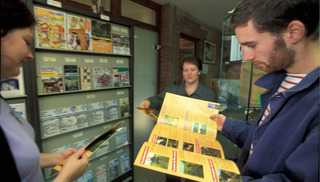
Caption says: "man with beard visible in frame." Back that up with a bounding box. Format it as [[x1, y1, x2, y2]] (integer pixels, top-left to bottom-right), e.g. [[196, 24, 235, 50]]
[[210, 0, 319, 181]]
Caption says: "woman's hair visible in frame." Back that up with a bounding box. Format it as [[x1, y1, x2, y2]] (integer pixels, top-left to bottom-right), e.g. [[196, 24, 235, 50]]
[[179, 55, 202, 71], [1, 0, 36, 37], [230, 0, 319, 40]]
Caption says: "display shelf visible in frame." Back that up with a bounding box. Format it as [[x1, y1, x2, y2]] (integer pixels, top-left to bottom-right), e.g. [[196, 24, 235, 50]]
[[35, 47, 133, 57], [6, 1, 136, 181]]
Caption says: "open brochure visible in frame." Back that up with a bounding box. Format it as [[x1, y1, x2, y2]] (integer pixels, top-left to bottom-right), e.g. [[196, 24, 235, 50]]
[[51, 121, 123, 176], [134, 93, 241, 181]]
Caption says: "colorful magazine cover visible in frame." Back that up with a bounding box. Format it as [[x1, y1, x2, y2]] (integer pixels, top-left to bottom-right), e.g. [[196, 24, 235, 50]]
[[91, 19, 112, 53], [67, 14, 91, 51], [111, 24, 130, 55], [64, 65, 79, 91], [79, 66, 91, 90], [112, 33, 130, 55], [40, 66, 64, 93], [112, 67, 129, 87], [93, 67, 113, 88], [34, 6, 66, 49]]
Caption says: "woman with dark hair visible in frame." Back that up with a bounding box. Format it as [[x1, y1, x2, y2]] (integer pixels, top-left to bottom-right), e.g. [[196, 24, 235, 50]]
[[140, 55, 217, 110], [1, 0, 88, 181]]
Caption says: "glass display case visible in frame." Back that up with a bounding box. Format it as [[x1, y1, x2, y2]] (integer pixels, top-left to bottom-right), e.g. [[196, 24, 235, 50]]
[[214, 16, 267, 161], [218, 16, 267, 124]]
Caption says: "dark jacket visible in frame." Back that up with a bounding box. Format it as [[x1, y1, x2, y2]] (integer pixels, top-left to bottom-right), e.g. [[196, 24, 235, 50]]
[[222, 67, 319, 181], [147, 82, 217, 110]]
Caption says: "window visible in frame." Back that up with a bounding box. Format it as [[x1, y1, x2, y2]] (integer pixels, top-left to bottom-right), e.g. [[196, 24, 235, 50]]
[[121, 0, 156, 26]]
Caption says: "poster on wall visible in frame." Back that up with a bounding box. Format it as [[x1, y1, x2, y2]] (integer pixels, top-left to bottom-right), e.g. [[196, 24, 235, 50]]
[[111, 24, 130, 55], [66, 14, 91, 51], [203, 40, 216, 64], [34, 6, 67, 49], [91, 19, 112, 53]]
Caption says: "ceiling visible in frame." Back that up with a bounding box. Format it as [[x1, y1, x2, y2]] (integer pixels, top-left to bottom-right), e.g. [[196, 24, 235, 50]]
[[150, 0, 240, 32]]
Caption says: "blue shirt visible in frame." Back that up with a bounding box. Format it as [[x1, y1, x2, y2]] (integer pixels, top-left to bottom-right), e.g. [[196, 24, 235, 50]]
[[222, 67, 319, 181], [0, 97, 44, 181]]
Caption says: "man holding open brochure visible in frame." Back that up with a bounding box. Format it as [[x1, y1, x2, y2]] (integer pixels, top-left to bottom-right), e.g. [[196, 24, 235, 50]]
[[210, 0, 319, 181]]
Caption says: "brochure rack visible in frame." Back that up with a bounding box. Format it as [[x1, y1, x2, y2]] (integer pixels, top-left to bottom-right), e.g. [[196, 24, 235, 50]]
[[1, 0, 134, 181]]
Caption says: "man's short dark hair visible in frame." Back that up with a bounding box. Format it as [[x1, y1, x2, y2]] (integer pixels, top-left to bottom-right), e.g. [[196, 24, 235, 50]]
[[230, 0, 319, 40]]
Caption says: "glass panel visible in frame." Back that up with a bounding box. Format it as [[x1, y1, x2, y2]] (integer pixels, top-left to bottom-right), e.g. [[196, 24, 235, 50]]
[[219, 16, 265, 123], [121, 0, 156, 26], [216, 16, 243, 162], [133, 27, 158, 158], [218, 16, 246, 121]]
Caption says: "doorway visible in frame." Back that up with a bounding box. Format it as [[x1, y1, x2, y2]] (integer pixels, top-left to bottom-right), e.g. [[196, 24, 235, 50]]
[[176, 34, 197, 84]]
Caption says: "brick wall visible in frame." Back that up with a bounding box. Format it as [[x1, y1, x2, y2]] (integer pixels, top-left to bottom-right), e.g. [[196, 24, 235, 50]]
[[158, 4, 222, 93]]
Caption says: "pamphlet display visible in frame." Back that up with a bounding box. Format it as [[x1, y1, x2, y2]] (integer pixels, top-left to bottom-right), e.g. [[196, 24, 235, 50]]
[[31, 4, 133, 182], [34, 6, 131, 55]]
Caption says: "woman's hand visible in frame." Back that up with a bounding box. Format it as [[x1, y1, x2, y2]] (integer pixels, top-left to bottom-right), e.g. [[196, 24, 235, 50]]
[[40, 148, 77, 168], [54, 148, 89, 182], [210, 114, 226, 131], [140, 100, 151, 108]]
